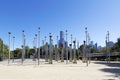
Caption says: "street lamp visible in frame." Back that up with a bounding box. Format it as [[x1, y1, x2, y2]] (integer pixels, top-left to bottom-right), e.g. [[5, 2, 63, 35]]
[[45, 36, 46, 44], [49, 33, 53, 64], [22, 30, 25, 64], [57, 36, 58, 48], [85, 27, 88, 66], [73, 40, 77, 64], [8, 32, 11, 64], [66, 30, 68, 64], [88, 33, 91, 64], [2, 40, 4, 61], [69, 44, 72, 62], [38, 27, 40, 65], [106, 35, 108, 63], [85, 27, 88, 45], [42, 40, 44, 59], [56, 36, 59, 61], [35, 34, 37, 61], [71, 34, 72, 47], [13, 36, 15, 62], [107, 31, 110, 63]]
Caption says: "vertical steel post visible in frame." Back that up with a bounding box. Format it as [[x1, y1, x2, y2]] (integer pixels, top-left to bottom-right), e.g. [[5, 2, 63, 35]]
[[8, 32, 11, 64], [49, 33, 52, 64], [13, 36, 15, 62], [38, 27, 40, 65], [85, 27, 88, 66], [66, 30, 68, 64]]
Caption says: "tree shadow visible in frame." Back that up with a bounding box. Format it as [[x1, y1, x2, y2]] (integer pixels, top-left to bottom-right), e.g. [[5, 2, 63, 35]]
[[93, 61, 120, 80], [94, 61, 120, 67]]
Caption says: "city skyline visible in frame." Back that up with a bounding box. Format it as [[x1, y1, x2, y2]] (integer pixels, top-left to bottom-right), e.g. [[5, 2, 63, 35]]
[[0, 0, 120, 49]]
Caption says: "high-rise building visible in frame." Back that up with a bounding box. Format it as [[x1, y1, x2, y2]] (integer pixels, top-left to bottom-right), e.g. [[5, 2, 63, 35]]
[[90, 41, 94, 48], [107, 41, 114, 47], [97, 46, 102, 51], [58, 31, 68, 48], [60, 31, 64, 43], [59, 31, 65, 48]]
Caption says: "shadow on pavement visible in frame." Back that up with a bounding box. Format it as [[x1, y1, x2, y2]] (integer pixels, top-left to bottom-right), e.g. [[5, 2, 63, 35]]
[[93, 61, 120, 67], [93, 61, 120, 80]]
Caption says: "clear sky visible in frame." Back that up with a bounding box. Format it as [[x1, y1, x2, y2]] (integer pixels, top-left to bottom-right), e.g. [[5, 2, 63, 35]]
[[0, 0, 120, 49]]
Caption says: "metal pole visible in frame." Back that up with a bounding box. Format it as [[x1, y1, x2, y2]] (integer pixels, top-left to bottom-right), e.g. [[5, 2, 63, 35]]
[[66, 30, 68, 64], [38, 27, 40, 65], [22, 30, 24, 64], [56, 36, 59, 61], [73, 40, 77, 64], [45, 42, 48, 62], [8, 32, 11, 64], [88, 33, 90, 64], [71, 34, 72, 48], [35, 34, 37, 61], [49, 33, 52, 64], [2, 40, 4, 61], [24, 35, 26, 60], [85, 27, 88, 45], [87, 33, 90, 64], [106, 35, 108, 63], [85, 27, 88, 66], [13, 36, 15, 62], [69, 44, 72, 62], [42, 40, 44, 59], [107, 31, 110, 63], [82, 41, 86, 63], [45, 36, 46, 44], [77, 41, 79, 61], [33, 38, 36, 61]]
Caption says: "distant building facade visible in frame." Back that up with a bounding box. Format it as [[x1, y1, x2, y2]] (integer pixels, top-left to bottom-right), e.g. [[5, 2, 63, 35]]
[[59, 31, 68, 48], [107, 41, 114, 47]]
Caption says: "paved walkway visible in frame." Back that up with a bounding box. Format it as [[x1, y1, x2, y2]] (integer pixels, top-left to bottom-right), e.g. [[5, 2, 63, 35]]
[[0, 60, 120, 80]]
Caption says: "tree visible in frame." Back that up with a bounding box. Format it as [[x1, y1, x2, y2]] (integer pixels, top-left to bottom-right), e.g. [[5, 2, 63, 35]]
[[110, 38, 120, 52], [25, 46, 30, 58], [0, 38, 9, 60], [14, 48, 22, 58]]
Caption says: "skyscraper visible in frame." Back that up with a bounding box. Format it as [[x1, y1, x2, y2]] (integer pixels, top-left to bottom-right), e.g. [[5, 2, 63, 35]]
[[59, 31, 65, 48]]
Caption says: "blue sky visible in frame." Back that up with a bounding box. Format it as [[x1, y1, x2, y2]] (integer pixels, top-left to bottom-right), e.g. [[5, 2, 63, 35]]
[[0, 0, 120, 49]]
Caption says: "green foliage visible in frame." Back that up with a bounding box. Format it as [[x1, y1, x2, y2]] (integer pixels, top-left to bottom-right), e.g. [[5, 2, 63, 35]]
[[0, 38, 9, 59], [14, 48, 22, 58], [110, 38, 120, 52], [101, 47, 106, 53]]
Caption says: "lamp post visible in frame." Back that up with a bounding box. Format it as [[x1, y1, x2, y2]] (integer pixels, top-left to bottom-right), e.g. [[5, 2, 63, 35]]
[[106, 35, 108, 63], [85, 27, 88, 66], [13, 36, 15, 62], [88, 33, 91, 64], [33, 37, 36, 61], [73, 40, 77, 64], [70, 34, 73, 62], [56, 36, 59, 61], [8, 32, 11, 64], [38, 27, 40, 65], [49, 33, 53, 64], [22, 30, 25, 64], [35, 34, 37, 61], [45, 42, 48, 62], [77, 41, 79, 61], [45, 36, 46, 43], [107, 31, 110, 63], [82, 41, 85, 63], [85, 27, 88, 45], [42, 40, 44, 59], [69, 44, 72, 62], [71, 34, 73, 48], [2, 40, 4, 61], [66, 30, 68, 64]]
